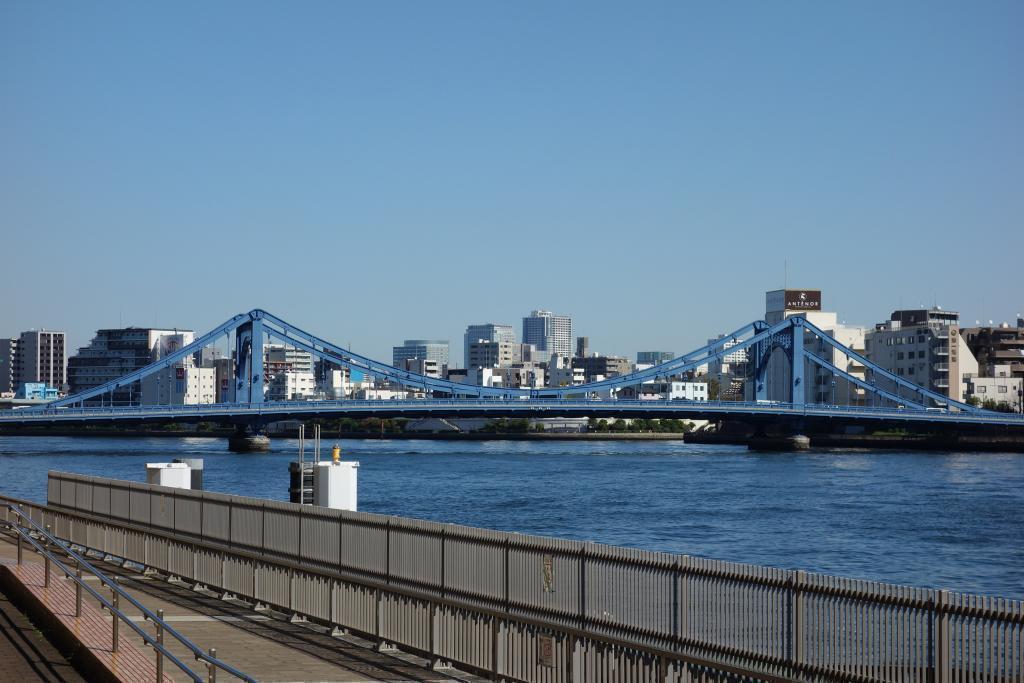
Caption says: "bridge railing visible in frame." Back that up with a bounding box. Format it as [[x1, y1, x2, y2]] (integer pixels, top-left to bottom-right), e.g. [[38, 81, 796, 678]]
[[24, 471, 1024, 682]]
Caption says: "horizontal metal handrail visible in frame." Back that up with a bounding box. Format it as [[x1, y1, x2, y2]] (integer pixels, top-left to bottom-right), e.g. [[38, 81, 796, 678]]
[[3, 517, 205, 682], [4, 504, 257, 683]]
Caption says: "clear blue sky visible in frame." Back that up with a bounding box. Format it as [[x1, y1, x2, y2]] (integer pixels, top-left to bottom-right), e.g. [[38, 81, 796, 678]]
[[2, 1, 1022, 362]]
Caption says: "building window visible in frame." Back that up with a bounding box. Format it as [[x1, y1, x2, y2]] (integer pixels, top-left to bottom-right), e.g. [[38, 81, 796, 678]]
[[978, 386, 987, 393], [998, 386, 1008, 393], [918, 350, 925, 359], [897, 352, 904, 360]]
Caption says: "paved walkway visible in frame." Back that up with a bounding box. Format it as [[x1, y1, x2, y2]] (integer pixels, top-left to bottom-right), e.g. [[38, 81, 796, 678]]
[[0, 535, 485, 682], [2, 561, 171, 682], [0, 583, 86, 683]]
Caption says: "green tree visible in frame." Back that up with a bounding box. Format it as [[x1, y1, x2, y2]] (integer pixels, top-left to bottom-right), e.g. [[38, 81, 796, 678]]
[[707, 377, 721, 401]]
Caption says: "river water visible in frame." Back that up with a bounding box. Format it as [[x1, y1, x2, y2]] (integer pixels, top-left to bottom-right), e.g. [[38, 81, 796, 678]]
[[0, 436, 1021, 599]]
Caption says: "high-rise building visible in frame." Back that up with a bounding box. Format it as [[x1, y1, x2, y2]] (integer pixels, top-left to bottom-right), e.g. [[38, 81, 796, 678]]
[[6, 330, 66, 392], [522, 310, 572, 361], [756, 289, 869, 405], [962, 322, 1024, 380], [576, 337, 589, 359], [264, 344, 314, 375], [637, 351, 674, 366], [467, 340, 523, 369], [864, 308, 977, 405], [392, 339, 449, 370], [68, 327, 194, 405], [464, 323, 515, 368], [0, 338, 17, 395]]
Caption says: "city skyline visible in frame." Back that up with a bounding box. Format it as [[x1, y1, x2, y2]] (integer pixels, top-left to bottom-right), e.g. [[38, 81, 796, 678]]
[[5, 295, 1023, 376], [2, 2, 1022, 364]]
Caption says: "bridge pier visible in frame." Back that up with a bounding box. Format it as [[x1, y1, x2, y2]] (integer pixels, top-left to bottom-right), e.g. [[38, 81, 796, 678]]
[[747, 423, 811, 452], [228, 426, 271, 453]]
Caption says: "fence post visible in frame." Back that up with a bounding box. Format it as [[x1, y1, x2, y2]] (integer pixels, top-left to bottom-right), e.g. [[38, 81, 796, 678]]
[[677, 556, 689, 647], [112, 591, 120, 652], [156, 608, 164, 682], [207, 647, 217, 683], [16, 525, 22, 565], [786, 570, 806, 676], [933, 590, 951, 683], [578, 545, 587, 629], [490, 616, 503, 681], [428, 601, 438, 668], [44, 525, 52, 586], [75, 566, 83, 617]]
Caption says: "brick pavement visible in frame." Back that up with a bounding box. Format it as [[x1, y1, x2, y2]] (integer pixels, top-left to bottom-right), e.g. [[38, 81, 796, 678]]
[[1, 561, 172, 682], [0, 586, 86, 683]]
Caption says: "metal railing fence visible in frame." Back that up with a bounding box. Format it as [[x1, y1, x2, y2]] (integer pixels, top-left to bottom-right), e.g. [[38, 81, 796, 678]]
[[16, 473, 1024, 681], [2, 503, 255, 683]]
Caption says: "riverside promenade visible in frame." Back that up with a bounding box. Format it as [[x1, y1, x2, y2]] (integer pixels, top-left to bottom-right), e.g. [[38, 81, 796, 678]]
[[0, 537, 483, 682], [2, 471, 1022, 682]]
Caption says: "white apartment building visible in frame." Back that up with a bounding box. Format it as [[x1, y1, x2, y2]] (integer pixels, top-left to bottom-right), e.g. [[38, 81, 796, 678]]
[[469, 366, 545, 389], [400, 358, 441, 378], [267, 371, 316, 401], [620, 381, 708, 401], [548, 354, 585, 387], [865, 308, 978, 405], [964, 364, 1022, 412], [141, 363, 216, 405]]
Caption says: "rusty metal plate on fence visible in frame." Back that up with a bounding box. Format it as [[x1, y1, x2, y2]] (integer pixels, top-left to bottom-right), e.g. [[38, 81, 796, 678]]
[[542, 554, 554, 592], [538, 633, 555, 667]]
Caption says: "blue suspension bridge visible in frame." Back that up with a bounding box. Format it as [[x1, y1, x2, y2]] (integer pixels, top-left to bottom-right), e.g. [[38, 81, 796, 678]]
[[1, 309, 1021, 448]]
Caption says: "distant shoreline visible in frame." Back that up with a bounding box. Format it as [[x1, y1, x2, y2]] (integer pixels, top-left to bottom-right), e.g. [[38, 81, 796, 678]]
[[0, 428, 688, 441], [3, 428, 1022, 451]]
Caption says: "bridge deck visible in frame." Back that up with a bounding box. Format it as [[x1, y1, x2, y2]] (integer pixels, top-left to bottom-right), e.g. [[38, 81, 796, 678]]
[[0, 537, 484, 683], [3, 398, 1024, 429]]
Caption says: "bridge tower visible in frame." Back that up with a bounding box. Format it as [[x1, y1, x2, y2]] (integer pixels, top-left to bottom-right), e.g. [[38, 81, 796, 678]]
[[229, 315, 270, 452]]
